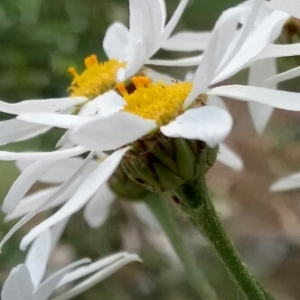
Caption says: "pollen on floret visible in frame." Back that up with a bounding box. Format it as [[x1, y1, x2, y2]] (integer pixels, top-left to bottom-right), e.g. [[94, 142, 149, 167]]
[[118, 76, 193, 126], [68, 54, 126, 99]]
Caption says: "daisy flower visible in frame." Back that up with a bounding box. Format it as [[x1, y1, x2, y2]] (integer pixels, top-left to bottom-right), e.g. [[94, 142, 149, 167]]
[[1, 218, 140, 300], [0, 0, 188, 151], [0, 0, 294, 250]]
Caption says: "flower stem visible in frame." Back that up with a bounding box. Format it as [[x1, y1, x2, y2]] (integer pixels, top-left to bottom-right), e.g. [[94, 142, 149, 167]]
[[145, 193, 218, 300], [174, 178, 274, 300]]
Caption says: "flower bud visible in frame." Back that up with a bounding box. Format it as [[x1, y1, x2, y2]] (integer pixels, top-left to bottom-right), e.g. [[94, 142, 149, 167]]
[[120, 132, 218, 193]]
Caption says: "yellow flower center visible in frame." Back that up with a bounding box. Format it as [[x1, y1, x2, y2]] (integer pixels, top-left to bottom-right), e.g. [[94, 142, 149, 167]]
[[68, 54, 126, 99], [117, 76, 193, 126]]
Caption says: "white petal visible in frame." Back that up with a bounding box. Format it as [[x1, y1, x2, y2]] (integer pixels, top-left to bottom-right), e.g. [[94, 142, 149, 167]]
[[78, 100, 97, 116], [215, 0, 263, 76], [0, 152, 95, 252], [132, 202, 162, 232], [155, 0, 189, 51], [58, 252, 130, 287], [120, 38, 149, 81], [0, 146, 88, 161], [144, 68, 175, 84], [217, 143, 244, 171], [4, 187, 59, 221], [257, 43, 300, 60], [2, 160, 60, 214], [17, 113, 92, 129], [208, 85, 300, 111], [16, 158, 98, 184], [49, 218, 70, 251], [103, 22, 129, 60], [208, 95, 228, 111], [83, 183, 115, 228], [25, 229, 51, 288], [32, 259, 91, 300], [184, 6, 243, 108], [0, 97, 86, 115], [270, 172, 300, 192], [51, 254, 140, 300], [248, 58, 276, 134], [161, 106, 233, 148], [147, 55, 203, 67], [95, 91, 125, 117], [162, 31, 210, 51], [70, 112, 156, 151], [264, 66, 300, 88], [1, 265, 34, 300], [268, 0, 300, 19], [212, 11, 289, 84], [0, 119, 50, 147], [20, 148, 127, 250]]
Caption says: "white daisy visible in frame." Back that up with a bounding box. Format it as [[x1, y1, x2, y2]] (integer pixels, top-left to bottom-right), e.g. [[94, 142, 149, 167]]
[[0, 0, 288, 248], [0, 0, 188, 151], [1, 219, 140, 300]]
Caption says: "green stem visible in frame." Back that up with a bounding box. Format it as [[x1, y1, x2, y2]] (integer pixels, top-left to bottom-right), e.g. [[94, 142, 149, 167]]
[[175, 178, 274, 300], [145, 193, 218, 300]]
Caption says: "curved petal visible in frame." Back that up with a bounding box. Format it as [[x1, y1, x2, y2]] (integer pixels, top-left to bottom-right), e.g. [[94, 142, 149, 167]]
[[257, 43, 300, 60], [20, 148, 128, 250], [264, 66, 300, 88], [1, 265, 34, 300], [0, 119, 50, 147], [147, 55, 203, 67], [161, 106, 233, 148], [4, 186, 76, 222], [31, 259, 91, 300], [0, 97, 86, 115], [215, 0, 263, 76], [16, 158, 98, 184], [162, 31, 210, 51], [213, 11, 289, 84], [119, 38, 149, 81], [0, 152, 95, 252], [248, 58, 276, 134], [208, 85, 300, 111], [155, 0, 189, 51], [2, 160, 60, 214], [95, 91, 125, 117], [103, 22, 129, 60], [184, 5, 244, 108], [51, 254, 140, 300], [268, 0, 300, 19], [70, 112, 156, 151], [58, 252, 130, 287], [217, 143, 244, 171], [25, 229, 51, 288], [270, 172, 300, 192], [83, 183, 115, 228], [0, 146, 88, 161], [17, 114, 92, 129]]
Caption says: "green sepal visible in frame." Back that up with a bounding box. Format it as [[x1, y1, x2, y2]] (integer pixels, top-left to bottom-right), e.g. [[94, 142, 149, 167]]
[[174, 139, 195, 180], [153, 162, 184, 190]]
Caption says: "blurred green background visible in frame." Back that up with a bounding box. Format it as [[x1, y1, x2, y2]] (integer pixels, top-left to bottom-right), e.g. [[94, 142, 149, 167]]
[[2, 0, 300, 299]]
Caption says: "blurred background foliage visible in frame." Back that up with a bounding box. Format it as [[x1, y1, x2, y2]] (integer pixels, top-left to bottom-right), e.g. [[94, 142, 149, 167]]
[[2, 0, 300, 299]]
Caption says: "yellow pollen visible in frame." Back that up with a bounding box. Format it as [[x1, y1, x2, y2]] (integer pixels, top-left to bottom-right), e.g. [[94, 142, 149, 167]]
[[68, 54, 126, 99], [122, 76, 193, 126]]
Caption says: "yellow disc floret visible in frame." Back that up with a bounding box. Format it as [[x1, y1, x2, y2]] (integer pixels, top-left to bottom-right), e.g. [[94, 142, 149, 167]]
[[68, 54, 126, 99], [117, 76, 193, 126]]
